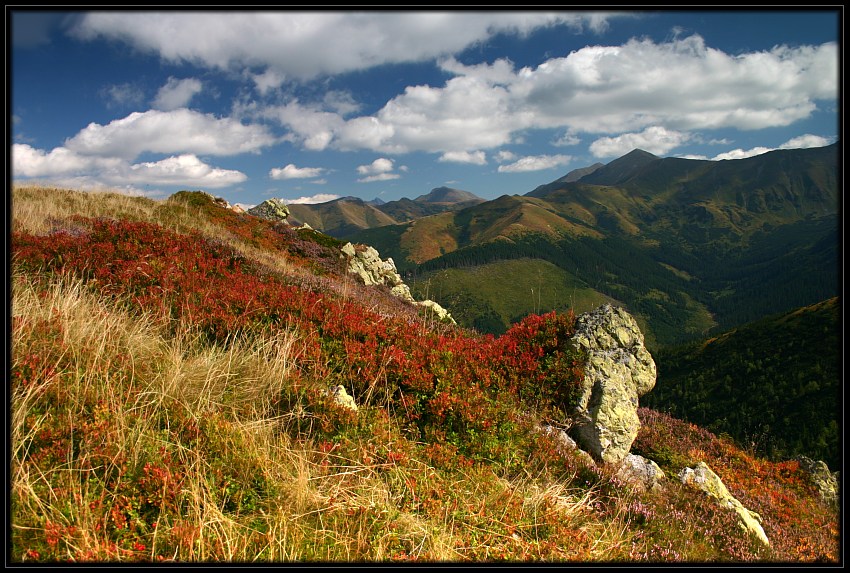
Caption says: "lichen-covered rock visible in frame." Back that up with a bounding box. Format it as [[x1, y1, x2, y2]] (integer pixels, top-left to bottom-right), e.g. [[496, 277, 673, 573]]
[[616, 453, 666, 493], [341, 242, 415, 303], [679, 461, 769, 547], [568, 304, 656, 464], [247, 198, 291, 223], [796, 456, 840, 507], [416, 299, 456, 324]]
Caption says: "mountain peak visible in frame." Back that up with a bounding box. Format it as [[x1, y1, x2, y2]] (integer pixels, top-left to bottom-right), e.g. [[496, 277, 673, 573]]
[[414, 187, 482, 204], [576, 149, 660, 186]]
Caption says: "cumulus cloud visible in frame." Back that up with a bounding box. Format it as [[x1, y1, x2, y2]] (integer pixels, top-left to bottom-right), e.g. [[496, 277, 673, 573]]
[[356, 158, 401, 183], [356, 157, 395, 175], [497, 154, 572, 173], [65, 108, 276, 160], [269, 163, 325, 180], [249, 34, 836, 158], [12, 143, 246, 188], [711, 133, 835, 161], [126, 154, 246, 187], [153, 77, 203, 110], [779, 133, 834, 149], [589, 126, 691, 158], [70, 12, 617, 80], [283, 193, 340, 204], [711, 147, 774, 161], [438, 150, 487, 165]]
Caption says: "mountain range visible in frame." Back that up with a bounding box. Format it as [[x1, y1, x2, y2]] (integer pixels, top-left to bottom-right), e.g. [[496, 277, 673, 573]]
[[337, 144, 839, 348]]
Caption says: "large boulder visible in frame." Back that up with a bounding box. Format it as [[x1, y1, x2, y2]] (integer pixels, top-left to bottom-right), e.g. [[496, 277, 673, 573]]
[[247, 198, 291, 223], [679, 461, 770, 547], [568, 305, 656, 464], [341, 242, 415, 303]]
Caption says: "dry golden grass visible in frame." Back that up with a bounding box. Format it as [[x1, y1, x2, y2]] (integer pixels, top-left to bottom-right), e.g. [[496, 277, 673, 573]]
[[12, 271, 606, 562]]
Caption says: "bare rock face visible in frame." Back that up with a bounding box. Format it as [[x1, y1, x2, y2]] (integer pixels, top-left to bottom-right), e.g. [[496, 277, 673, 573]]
[[247, 198, 291, 223], [679, 461, 770, 547], [568, 304, 656, 464]]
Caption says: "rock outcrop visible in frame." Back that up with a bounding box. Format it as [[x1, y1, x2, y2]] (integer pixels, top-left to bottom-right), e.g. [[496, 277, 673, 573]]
[[341, 242, 415, 303], [568, 304, 656, 464], [415, 299, 456, 325], [616, 454, 666, 493], [796, 456, 840, 507], [248, 198, 291, 223], [679, 461, 770, 547]]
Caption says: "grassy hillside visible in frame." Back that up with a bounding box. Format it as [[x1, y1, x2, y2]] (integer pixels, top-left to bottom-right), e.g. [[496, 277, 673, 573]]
[[9, 185, 839, 564], [408, 258, 616, 336]]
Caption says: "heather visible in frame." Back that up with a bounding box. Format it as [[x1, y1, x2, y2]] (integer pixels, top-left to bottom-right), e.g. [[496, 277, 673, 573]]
[[9, 186, 839, 563]]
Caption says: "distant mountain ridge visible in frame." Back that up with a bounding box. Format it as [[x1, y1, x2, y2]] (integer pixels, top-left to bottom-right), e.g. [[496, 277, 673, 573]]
[[286, 187, 484, 239]]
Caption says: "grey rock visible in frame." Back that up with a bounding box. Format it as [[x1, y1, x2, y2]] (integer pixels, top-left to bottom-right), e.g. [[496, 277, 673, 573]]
[[568, 305, 657, 464], [679, 461, 769, 547], [247, 198, 291, 223]]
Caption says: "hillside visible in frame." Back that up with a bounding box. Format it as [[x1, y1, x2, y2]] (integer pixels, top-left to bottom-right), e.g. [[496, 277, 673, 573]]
[[643, 297, 841, 470], [9, 185, 839, 564], [353, 144, 839, 348]]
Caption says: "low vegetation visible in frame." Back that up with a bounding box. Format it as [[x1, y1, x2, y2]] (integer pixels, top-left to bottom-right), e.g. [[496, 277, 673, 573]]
[[10, 186, 839, 563]]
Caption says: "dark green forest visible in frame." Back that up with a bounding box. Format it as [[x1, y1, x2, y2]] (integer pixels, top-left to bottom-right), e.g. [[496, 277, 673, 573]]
[[642, 298, 841, 470]]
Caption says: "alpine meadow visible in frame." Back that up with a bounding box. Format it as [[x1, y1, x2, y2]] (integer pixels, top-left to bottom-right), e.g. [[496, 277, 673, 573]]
[[9, 144, 840, 563], [9, 9, 841, 566]]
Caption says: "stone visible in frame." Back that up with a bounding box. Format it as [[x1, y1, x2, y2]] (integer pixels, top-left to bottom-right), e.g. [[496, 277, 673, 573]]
[[616, 453, 666, 493], [340, 242, 416, 303], [795, 456, 840, 507], [568, 304, 656, 464], [679, 461, 769, 547], [326, 385, 358, 412], [416, 299, 457, 324], [247, 198, 291, 223]]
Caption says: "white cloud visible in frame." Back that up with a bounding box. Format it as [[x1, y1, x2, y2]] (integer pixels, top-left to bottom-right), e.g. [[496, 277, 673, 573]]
[[495, 150, 516, 162], [269, 163, 325, 180], [65, 109, 276, 160], [284, 193, 340, 204], [357, 173, 401, 183], [553, 132, 581, 147], [153, 77, 203, 110], [251, 34, 836, 158], [102, 82, 145, 109], [356, 157, 395, 175], [438, 150, 487, 165], [356, 157, 402, 182], [779, 133, 834, 149], [71, 12, 617, 80], [12, 144, 124, 177], [497, 154, 572, 173], [251, 68, 286, 95], [711, 133, 835, 161], [712, 147, 774, 161], [12, 144, 246, 189], [589, 126, 691, 158], [126, 154, 246, 187]]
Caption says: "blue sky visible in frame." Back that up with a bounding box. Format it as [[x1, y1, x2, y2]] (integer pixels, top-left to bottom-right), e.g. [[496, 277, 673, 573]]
[[10, 9, 840, 208]]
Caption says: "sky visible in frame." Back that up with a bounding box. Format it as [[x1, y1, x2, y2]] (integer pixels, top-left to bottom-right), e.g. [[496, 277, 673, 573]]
[[9, 9, 840, 208]]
